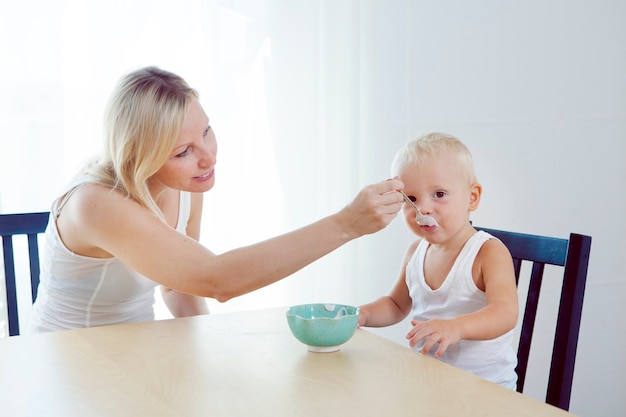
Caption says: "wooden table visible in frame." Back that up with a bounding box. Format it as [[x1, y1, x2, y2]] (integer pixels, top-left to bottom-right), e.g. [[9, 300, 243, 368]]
[[0, 308, 575, 416]]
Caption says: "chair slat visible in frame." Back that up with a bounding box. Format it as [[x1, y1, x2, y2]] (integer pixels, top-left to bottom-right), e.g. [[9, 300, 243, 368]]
[[512, 258, 521, 285], [516, 261, 545, 392], [0, 212, 50, 336], [2, 235, 20, 336], [27, 234, 42, 302]]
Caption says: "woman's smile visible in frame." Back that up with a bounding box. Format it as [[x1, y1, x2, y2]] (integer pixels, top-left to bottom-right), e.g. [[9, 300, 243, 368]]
[[195, 169, 214, 181]]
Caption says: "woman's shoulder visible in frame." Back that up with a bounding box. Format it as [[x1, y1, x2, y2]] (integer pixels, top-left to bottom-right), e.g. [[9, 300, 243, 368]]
[[57, 183, 159, 258], [59, 183, 147, 227], [55, 183, 127, 257], [70, 183, 129, 210]]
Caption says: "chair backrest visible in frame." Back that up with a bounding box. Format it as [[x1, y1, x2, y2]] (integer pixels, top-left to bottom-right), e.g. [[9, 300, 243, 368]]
[[474, 226, 592, 411], [0, 212, 50, 336]]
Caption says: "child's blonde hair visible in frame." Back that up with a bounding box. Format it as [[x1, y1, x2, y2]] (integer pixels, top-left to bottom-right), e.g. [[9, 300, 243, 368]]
[[391, 132, 477, 185]]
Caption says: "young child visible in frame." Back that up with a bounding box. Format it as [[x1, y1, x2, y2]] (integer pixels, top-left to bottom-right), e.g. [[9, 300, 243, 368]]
[[358, 132, 519, 389]]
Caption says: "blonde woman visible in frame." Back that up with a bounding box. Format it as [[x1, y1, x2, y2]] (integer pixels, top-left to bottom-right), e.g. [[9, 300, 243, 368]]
[[29, 66, 403, 332]]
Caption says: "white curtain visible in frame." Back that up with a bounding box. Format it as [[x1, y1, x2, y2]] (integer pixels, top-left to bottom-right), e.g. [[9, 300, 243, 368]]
[[0, 0, 384, 320]]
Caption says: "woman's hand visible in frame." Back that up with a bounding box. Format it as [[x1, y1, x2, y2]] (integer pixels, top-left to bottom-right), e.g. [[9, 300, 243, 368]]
[[337, 178, 404, 239]]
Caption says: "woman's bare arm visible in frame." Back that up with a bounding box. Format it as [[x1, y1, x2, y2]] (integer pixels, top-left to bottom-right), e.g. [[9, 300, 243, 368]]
[[58, 179, 404, 302], [161, 192, 209, 316]]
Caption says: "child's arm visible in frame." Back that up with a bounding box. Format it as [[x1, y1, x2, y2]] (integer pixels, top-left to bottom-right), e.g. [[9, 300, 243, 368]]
[[462, 238, 519, 338], [407, 238, 518, 357], [358, 240, 420, 327]]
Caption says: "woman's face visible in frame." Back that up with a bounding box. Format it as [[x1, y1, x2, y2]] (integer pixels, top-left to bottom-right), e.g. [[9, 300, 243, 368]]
[[150, 98, 218, 194]]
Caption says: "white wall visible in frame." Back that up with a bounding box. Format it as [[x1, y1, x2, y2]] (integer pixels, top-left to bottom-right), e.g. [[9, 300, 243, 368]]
[[349, 3, 626, 416], [0, 1, 624, 416]]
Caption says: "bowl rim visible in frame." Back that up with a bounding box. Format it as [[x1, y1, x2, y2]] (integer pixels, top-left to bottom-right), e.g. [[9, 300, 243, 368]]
[[285, 303, 360, 321]]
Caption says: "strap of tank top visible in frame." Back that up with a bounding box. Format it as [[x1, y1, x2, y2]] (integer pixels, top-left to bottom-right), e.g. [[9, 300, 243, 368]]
[[53, 184, 86, 219]]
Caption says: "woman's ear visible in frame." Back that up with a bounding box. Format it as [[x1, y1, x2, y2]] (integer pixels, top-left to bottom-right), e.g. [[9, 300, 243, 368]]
[[468, 183, 482, 211]]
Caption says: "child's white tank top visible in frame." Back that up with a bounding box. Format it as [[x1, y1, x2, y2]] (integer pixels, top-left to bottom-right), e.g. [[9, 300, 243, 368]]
[[406, 230, 518, 389]]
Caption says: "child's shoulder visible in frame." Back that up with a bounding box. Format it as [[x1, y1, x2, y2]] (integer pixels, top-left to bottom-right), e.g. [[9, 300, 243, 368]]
[[405, 238, 425, 257], [477, 233, 513, 260]]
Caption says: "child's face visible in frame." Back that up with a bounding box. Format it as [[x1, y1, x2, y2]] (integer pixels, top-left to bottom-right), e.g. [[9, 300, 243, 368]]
[[398, 151, 480, 243]]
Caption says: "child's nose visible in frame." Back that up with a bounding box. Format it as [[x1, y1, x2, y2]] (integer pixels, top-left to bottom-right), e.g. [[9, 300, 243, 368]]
[[416, 202, 432, 215]]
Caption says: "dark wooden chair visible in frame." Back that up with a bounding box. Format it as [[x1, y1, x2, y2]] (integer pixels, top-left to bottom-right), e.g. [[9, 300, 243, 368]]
[[0, 212, 50, 336], [474, 226, 592, 411]]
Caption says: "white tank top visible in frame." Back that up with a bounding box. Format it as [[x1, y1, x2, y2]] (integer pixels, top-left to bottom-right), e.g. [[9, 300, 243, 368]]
[[28, 190, 191, 333], [406, 231, 518, 389]]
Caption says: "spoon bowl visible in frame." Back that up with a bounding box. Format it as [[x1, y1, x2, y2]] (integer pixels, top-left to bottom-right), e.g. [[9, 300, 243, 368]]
[[398, 190, 438, 227]]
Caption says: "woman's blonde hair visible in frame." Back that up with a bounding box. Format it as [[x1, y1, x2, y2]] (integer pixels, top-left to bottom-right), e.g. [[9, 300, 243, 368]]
[[391, 132, 477, 185], [75, 66, 198, 219]]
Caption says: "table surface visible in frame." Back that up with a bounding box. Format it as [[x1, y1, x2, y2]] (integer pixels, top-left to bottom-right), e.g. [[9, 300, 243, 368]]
[[0, 308, 576, 417]]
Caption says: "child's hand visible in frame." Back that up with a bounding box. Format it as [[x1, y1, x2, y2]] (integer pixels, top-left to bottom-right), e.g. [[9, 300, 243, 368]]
[[406, 318, 462, 358], [357, 311, 367, 328]]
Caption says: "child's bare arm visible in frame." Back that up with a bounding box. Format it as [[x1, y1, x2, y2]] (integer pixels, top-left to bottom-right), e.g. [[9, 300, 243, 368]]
[[358, 240, 420, 327]]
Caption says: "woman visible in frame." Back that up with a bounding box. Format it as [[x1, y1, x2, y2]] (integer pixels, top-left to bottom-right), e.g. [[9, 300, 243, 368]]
[[29, 66, 403, 332]]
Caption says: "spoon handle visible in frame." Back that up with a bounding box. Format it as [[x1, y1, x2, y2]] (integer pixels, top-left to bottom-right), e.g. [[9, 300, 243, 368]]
[[398, 190, 438, 227], [398, 190, 418, 210]]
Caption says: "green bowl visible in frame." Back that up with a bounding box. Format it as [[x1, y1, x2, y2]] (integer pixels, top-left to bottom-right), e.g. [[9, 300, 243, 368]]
[[286, 303, 360, 352]]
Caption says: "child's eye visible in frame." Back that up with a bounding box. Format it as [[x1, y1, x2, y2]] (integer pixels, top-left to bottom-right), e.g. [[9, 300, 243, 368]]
[[203, 126, 211, 138], [434, 191, 446, 199], [407, 195, 416, 202]]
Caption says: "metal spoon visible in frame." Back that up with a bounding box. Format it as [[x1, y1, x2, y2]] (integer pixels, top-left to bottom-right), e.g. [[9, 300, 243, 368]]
[[398, 190, 438, 227]]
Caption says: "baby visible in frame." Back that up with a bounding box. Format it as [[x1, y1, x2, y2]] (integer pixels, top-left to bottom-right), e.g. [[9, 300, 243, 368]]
[[359, 132, 519, 389]]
